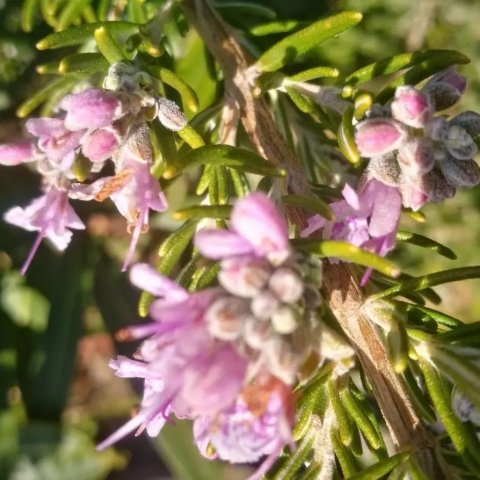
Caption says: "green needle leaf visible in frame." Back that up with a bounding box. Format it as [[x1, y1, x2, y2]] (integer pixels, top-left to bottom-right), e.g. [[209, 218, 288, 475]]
[[289, 66, 339, 82], [338, 106, 361, 165], [94, 26, 126, 64], [56, 0, 93, 31], [146, 66, 199, 112], [21, 0, 40, 32], [36, 21, 138, 50], [59, 52, 109, 74], [250, 20, 303, 37], [370, 266, 480, 300], [346, 451, 410, 480], [17, 75, 80, 118], [396, 231, 457, 260], [282, 194, 335, 220], [376, 50, 470, 103], [346, 49, 469, 84], [174, 205, 232, 221], [164, 145, 287, 179], [294, 239, 400, 279], [255, 11, 363, 72], [213, 1, 277, 20]]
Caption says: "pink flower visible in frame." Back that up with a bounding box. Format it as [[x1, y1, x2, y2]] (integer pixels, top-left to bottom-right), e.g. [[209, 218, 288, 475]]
[[60, 88, 120, 131], [303, 179, 402, 284], [97, 263, 247, 450], [4, 188, 84, 274], [391, 86, 432, 128], [26, 117, 83, 166], [80, 129, 118, 163], [195, 193, 291, 265], [194, 376, 294, 480], [110, 158, 168, 271]]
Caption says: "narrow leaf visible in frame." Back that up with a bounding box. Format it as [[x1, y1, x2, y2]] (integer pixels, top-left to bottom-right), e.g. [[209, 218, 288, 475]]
[[338, 106, 361, 164], [214, 1, 276, 20], [59, 52, 109, 74], [128, 0, 146, 24], [283, 194, 335, 220], [346, 49, 469, 84], [94, 26, 126, 64], [228, 168, 250, 197], [370, 266, 480, 300], [36, 21, 138, 50], [396, 231, 456, 260], [289, 67, 339, 82], [401, 303, 462, 328], [21, 0, 40, 32], [376, 51, 470, 103], [339, 388, 384, 451], [250, 20, 303, 37], [346, 451, 410, 480], [174, 205, 232, 220], [56, 0, 93, 31], [402, 366, 437, 424], [164, 145, 287, 179], [17, 76, 79, 118], [255, 11, 363, 72], [286, 87, 315, 113], [294, 239, 400, 279], [146, 66, 199, 112]]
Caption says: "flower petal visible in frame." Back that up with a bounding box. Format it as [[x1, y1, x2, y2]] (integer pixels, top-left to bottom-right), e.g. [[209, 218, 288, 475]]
[[129, 263, 188, 299], [0, 142, 35, 166], [391, 86, 432, 128], [230, 193, 290, 264], [61, 88, 120, 131], [81, 129, 118, 163], [195, 229, 254, 259], [355, 118, 406, 157]]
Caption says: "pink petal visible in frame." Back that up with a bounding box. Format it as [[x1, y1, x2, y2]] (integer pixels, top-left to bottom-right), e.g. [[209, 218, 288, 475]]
[[26, 118, 65, 137], [0, 142, 35, 166], [195, 229, 254, 259], [81, 129, 118, 162], [61, 88, 119, 131], [129, 263, 188, 299], [355, 119, 406, 157], [367, 180, 402, 238], [230, 193, 290, 263]]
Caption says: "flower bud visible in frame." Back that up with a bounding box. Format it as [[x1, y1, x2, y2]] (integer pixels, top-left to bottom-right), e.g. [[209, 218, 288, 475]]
[[218, 258, 271, 297], [426, 68, 467, 95], [420, 168, 456, 202], [251, 290, 280, 320], [265, 337, 300, 385], [157, 97, 188, 131], [443, 125, 477, 160], [243, 317, 273, 349], [423, 81, 461, 112], [438, 156, 480, 188], [268, 267, 304, 304], [355, 118, 406, 157], [391, 86, 432, 128], [450, 111, 480, 138], [271, 305, 300, 334], [205, 296, 249, 341]]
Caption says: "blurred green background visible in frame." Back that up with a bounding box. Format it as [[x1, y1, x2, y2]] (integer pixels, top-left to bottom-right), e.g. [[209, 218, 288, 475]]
[[0, 0, 480, 478]]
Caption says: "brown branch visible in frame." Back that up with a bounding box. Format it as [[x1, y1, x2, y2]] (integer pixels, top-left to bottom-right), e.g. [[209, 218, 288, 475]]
[[181, 0, 450, 476]]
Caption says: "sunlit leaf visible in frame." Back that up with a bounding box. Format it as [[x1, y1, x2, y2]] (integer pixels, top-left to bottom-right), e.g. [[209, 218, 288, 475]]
[[255, 11, 363, 72]]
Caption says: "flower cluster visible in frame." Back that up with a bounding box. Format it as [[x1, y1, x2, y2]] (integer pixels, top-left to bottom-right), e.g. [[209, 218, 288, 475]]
[[303, 178, 402, 284], [355, 68, 480, 210], [98, 193, 351, 478], [0, 62, 187, 273]]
